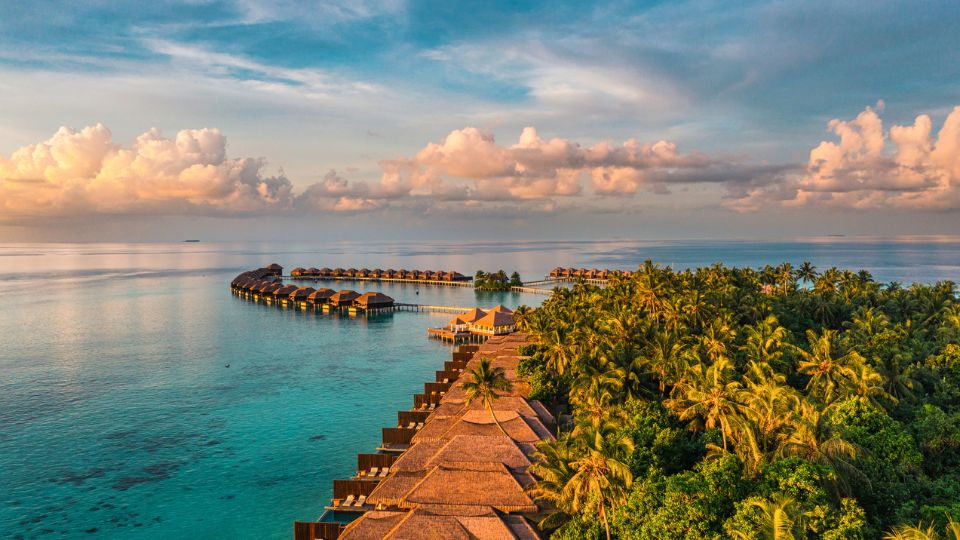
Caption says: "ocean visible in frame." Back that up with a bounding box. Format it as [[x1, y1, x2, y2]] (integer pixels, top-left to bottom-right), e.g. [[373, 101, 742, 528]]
[[2, 238, 959, 539]]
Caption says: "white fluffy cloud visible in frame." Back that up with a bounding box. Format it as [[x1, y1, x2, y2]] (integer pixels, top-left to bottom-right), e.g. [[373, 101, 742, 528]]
[[379, 126, 755, 202], [733, 104, 960, 210], [0, 124, 295, 218]]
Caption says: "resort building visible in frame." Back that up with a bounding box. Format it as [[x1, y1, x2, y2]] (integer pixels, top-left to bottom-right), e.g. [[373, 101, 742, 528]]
[[470, 310, 516, 336], [308, 288, 335, 304], [329, 290, 361, 307], [353, 292, 395, 310], [307, 333, 547, 540]]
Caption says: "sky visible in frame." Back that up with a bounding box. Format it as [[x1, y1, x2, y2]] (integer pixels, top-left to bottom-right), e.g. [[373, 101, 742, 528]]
[[1, 0, 959, 242]]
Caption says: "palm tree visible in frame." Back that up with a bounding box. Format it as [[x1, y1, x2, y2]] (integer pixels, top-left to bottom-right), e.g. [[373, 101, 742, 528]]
[[513, 304, 532, 332], [527, 438, 577, 530], [542, 327, 576, 377], [737, 363, 800, 471], [775, 400, 867, 496], [462, 357, 513, 437], [741, 315, 789, 367], [666, 357, 743, 452], [873, 354, 921, 402], [731, 494, 805, 540], [847, 362, 896, 409], [883, 522, 941, 540], [793, 329, 864, 404], [644, 330, 686, 395], [797, 262, 818, 289], [563, 424, 634, 540]]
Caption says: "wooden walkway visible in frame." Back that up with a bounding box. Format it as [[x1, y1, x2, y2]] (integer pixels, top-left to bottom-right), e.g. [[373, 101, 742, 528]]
[[509, 286, 554, 295], [395, 303, 474, 313]]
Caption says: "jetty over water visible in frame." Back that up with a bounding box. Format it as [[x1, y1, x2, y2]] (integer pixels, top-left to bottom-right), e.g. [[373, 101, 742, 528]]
[[294, 333, 549, 540]]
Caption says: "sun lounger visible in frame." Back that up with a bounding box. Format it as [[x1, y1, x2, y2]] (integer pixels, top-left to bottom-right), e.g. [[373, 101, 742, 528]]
[[369, 467, 379, 477], [341, 494, 355, 507], [354, 495, 366, 507], [415, 422, 423, 430], [407, 422, 415, 428], [379, 467, 389, 477]]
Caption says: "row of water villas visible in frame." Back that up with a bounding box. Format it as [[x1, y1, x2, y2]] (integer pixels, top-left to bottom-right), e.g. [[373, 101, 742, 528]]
[[547, 266, 633, 281], [291, 266, 470, 285], [231, 269, 395, 314]]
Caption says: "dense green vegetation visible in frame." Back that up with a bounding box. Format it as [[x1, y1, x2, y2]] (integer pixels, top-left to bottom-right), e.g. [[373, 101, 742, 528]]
[[474, 269, 523, 291], [519, 261, 960, 539]]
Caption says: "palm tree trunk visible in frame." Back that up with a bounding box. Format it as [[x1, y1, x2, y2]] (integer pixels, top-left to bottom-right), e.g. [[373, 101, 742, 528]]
[[600, 503, 611, 540], [486, 400, 509, 437]]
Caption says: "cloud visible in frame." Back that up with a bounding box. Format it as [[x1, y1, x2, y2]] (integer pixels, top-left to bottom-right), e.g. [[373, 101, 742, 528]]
[[732, 104, 960, 210], [0, 123, 301, 219], [382, 126, 766, 202], [0, 122, 793, 222]]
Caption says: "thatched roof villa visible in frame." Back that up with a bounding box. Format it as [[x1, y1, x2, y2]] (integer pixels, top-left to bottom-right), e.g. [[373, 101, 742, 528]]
[[329, 290, 361, 306], [289, 286, 315, 301], [308, 288, 335, 304], [354, 292, 395, 310]]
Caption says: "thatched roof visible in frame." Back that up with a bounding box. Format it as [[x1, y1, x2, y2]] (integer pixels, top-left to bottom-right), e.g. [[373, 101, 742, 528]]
[[415, 410, 552, 444], [305, 267, 320, 275], [447, 316, 470, 327], [472, 310, 515, 328], [489, 305, 513, 314], [289, 286, 315, 300], [259, 282, 281, 293], [329, 290, 360, 304], [399, 462, 536, 513], [339, 510, 407, 539], [273, 284, 298, 296], [290, 267, 305, 275], [458, 308, 487, 323], [307, 288, 335, 302], [266, 263, 282, 270], [355, 291, 395, 308], [342, 506, 538, 540]]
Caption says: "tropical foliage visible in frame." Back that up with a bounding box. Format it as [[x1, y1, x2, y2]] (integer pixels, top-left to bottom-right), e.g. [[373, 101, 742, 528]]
[[519, 261, 960, 539], [474, 269, 523, 291]]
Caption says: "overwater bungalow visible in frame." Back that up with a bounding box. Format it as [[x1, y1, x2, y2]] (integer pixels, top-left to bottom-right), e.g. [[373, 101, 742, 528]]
[[289, 286, 315, 302], [597, 269, 609, 280], [549, 267, 564, 278], [273, 284, 299, 299], [290, 267, 306, 277], [308, 288, 335, 304], [329, 290, 361, 306], [305, 267, 320, 276], [384, 268, 396, 278], [471, 310, 516, 336], [358, 268, 371, 278], [332, 268, 345, 277], [319, 267, 332, 277], [346, 268, 358, 277], [265, 263, 283, 276], [259, 282, 281, 294], [354, 292, 395, 310], [371, 269, 383, 278]]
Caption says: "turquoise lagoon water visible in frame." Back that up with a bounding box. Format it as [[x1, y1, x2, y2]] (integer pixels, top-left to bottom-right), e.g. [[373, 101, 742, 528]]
[[2, 238, 960, 539]]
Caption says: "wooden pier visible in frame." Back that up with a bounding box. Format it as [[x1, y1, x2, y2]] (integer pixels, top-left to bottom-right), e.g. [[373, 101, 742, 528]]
[[509, 285, 554, 295], [394, 303, 474, 313]]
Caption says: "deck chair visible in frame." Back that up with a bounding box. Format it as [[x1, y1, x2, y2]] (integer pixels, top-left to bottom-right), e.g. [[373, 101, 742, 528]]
[[379, 467, 389, 477], [415, 422, 423, 430], [341, 494, 355, 507], [354, 495, 366, 507], [369, 467, 379, 477]]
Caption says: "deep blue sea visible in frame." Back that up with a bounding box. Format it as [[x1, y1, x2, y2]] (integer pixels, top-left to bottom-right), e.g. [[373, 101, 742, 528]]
[[2, 238, 960, 539]]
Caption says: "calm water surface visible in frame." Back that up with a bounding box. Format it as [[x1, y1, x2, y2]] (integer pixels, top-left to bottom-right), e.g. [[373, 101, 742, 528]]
[[2, 238, 959, 539]]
